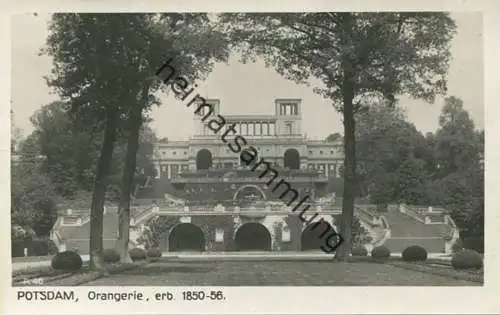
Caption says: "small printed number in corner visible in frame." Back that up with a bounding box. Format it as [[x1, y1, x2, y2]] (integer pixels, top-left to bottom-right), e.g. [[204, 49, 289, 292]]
[[21, 278, 45, 285], [182, 290, 226, 301]]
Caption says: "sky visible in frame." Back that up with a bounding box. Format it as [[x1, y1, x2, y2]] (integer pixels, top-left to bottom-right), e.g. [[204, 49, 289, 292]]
[[10, 12, 484, 141]]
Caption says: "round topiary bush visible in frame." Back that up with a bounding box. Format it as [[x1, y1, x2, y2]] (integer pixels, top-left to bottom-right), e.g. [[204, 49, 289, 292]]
[[371, 245, 391, 259], [451, 249, 483, 270], [402, 245, 428, 262], [129, 247, 147, 261], [101, 249, 121, 263], [351, 246, 368, 256], [147, 248, 162, 258], [51, 251, 83, 271]]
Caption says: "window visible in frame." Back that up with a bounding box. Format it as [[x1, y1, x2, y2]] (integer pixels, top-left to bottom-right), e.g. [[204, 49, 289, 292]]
[[249, 123, 254, 135], [285, 122, 293, 135], [173, 151, 177, 155], [308, 150, 313, 155], [330, 150, 334, 154], [215, 229, 224, 243], [184, 151, 187, 155], [282, 227, 291, 242], [319, 151, 323, 155]]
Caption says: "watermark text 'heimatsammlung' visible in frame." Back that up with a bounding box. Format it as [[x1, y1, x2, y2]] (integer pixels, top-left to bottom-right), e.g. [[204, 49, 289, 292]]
[[155, 58, 344, 254]]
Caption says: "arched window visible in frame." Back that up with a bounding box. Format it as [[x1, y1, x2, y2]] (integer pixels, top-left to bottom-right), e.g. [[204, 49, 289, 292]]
[[284, 149, 300, 169], [196, 149, 212, 170]]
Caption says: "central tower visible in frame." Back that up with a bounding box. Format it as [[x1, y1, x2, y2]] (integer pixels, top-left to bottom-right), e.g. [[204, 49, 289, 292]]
[[274, 98, 302, 137]]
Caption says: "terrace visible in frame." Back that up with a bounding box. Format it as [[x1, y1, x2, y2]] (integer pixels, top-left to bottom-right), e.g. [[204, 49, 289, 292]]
[[170, 167, 328, 183]]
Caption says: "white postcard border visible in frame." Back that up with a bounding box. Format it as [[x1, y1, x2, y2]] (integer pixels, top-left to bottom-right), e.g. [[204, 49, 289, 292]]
[[2, 0, 499, 314]]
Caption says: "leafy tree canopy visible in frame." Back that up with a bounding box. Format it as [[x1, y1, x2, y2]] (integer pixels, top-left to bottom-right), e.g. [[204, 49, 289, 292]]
[[19, 101, 159, 198]]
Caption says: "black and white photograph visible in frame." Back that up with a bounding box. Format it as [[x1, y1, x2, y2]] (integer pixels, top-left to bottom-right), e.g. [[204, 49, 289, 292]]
[[4, 3, 497, 314]]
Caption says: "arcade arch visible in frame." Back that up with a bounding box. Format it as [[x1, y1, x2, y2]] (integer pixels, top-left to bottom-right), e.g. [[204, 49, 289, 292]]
[[234, 222, 272, 251], [168, 223, 206, 252], [300, 221, 336, 251]]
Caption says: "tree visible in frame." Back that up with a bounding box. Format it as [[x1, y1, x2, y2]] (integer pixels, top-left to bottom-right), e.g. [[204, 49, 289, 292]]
[[325, 132, 342, 142], [137, 124, 158, 178], [24, 101, 92, 196], [11, 155, 58, 237], [112, 13, 229, 262], [43, 13, 229, 266], [355, 104, 431, 206], [430, 96, 483, 250], [43, 14, 155, 268], [434, 96, 482, 178], [220, 13, 456, 259], [21, 101, 157, 198]]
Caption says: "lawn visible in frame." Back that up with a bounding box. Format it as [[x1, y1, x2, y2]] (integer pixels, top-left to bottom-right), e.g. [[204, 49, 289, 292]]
[[82, 260, 481, 286]]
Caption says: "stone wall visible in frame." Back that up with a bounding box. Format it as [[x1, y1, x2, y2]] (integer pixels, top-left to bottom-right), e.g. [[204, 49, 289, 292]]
[[143, 213, 358, 252]]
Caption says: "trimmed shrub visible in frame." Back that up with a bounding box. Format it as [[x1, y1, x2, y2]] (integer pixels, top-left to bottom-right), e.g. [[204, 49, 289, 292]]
[[147, 248, 162, 258], [402, 245, 428, 262], [371, 245, 391, 259], [51, 251, 83, 271], [351, 246, 368, 256], [101, 249, 121, 263], [129, 247, 147, 261], [451, 249, 483, 270]]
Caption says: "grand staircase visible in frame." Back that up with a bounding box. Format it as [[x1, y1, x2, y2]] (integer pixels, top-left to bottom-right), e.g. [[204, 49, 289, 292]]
[[50, 175, 458, 255], [382, 210, 450, 253], [57, 211, 120, 254]]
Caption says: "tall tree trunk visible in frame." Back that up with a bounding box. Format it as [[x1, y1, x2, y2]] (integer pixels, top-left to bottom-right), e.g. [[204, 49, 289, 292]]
[[89, 109, 119, 270], [115, 86, 148, 262], [337, 75, 356, 261], [335, 12, 357, 261]]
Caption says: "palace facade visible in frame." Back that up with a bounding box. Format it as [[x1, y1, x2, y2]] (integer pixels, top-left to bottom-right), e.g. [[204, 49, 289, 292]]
[[153, 98, 344, 180], [138, 98, 350, 253]]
